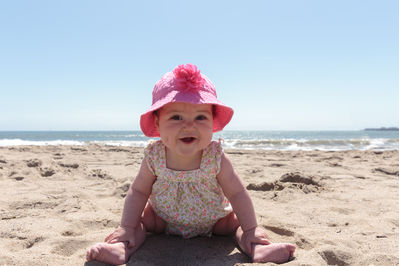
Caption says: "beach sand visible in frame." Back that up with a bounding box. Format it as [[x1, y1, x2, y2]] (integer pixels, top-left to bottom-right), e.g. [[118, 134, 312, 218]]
[[1, 145, 398, 265]]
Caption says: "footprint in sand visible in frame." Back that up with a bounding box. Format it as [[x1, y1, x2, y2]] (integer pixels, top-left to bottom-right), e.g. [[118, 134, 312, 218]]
[[26, 159, 42, 168], [280, 172, 325, 194], [58, 162, 80, 169], [373, 167, 399, 176], [40, 167, 56, 177], [247, 172, 325, 194], [5, 234, 45, 252], [262, 225, 295, 237], [279, 172, 321, 186], [51, 239, 91, 256], [294, 234, 314, 250], [246, 182, 284, 191], [90, 169, 112, 180], [318, 245, 355, 266], [113, 181, 131, 198]]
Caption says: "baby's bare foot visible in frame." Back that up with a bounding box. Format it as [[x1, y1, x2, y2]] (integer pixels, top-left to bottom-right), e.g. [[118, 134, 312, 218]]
[[252, 243, 296, 263], [86, 242, 127, 265]]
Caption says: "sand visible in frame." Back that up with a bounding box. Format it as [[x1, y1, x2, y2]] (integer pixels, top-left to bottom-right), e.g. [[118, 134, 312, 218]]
[[0, 145, 399, 265]]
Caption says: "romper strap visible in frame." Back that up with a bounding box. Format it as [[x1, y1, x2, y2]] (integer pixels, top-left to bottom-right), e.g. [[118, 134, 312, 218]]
[[144, 140, 161, 176]]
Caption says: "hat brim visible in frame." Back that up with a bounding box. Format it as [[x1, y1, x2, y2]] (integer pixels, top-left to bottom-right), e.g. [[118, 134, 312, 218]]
[[140, 98, 233, 137]]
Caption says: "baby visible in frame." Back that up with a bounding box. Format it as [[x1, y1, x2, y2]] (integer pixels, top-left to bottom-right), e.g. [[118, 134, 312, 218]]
[[86, 64, 295, 264]]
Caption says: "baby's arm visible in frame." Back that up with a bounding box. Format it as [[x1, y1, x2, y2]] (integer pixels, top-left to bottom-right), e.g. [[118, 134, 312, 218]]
[[217, 153, 270, 254], [106, 158, 156, 248]]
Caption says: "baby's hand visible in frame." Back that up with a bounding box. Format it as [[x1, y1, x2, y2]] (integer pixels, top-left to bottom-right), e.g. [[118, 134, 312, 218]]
[[242, 226, 271, 255], [104, 226, 137, 248]]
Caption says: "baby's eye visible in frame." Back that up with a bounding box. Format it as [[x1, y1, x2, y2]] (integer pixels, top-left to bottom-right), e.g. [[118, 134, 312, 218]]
[[196, 115, 208, 121], [170, 115, 182, 120]]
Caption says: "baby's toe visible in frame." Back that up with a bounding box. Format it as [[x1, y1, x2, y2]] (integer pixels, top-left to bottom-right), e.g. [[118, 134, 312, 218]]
[[287, 243, 296, 256], [86, 244, 100, 261]]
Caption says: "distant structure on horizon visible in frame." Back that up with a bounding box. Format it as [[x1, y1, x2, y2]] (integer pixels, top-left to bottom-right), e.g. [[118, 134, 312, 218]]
[[364, 127, 399, 131]]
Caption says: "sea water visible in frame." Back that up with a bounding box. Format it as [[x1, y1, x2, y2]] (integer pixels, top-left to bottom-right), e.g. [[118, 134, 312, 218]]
[[1, 130, 399, 151]]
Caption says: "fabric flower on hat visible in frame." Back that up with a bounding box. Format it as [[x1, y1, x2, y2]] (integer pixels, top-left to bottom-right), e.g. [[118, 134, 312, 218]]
[[173, 64, 205, 91]]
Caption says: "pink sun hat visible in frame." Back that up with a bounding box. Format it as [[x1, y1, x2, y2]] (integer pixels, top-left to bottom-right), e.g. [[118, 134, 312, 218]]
[[140, 64, 234, 137]]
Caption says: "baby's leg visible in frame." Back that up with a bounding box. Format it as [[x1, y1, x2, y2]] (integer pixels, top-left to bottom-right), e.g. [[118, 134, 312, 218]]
[[86, 203, 166, 264], [235, 227, 296, 263], [214, 214, 295, 263], [86, 222, 147, 265], [213, 212, 240, 235], [141, 202, 167, 233]]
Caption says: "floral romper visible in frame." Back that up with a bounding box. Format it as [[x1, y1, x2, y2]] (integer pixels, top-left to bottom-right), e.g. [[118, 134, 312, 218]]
[[144, 140, 232, 238]]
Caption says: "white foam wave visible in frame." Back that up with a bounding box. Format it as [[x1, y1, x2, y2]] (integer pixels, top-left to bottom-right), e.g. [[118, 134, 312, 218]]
[[1, 137, 399, 150], [222, 138, 399, 151], [0, 138, 152, 147], [0, 139, 85, 146], [91, 140, 151, 147]]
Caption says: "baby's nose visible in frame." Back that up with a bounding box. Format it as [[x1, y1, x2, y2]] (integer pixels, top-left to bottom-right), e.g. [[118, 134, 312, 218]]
[[183, 120, 195, 129]]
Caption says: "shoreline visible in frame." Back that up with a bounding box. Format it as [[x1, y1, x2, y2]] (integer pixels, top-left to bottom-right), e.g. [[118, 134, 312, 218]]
[[2, 143, 399, 152], [2, 130, 399, 151], [1, 145, 398, 265]]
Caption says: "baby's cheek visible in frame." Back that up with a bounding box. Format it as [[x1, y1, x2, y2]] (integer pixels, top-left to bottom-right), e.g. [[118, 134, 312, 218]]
[[161, 137, 171, 147]]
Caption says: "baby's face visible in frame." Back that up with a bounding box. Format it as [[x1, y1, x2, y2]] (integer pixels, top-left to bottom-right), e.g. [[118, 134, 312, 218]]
[[155, 102, 213, 159]]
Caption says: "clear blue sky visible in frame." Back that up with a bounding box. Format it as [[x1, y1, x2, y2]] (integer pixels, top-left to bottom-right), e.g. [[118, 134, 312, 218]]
[[1, 0, 398, 131]]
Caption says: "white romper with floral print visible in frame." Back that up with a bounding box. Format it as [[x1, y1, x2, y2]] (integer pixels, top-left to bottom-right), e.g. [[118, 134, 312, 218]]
[[144, 140, 232, 238]]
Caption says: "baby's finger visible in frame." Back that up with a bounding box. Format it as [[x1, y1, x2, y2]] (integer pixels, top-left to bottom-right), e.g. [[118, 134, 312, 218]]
[[109, 238, 121, 244], [104, 232, 116, 242], [105, 233, 120, 243], [254, 237, 271, 245]]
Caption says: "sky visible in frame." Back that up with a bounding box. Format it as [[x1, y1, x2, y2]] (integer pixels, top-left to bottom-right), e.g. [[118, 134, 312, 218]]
[[0, 0, 398, 131]]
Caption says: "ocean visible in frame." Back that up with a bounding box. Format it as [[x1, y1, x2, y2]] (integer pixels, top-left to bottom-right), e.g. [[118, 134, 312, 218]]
[[1, 130, 399, 151]]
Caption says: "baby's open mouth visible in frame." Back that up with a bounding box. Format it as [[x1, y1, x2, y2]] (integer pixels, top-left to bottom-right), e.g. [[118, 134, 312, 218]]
[[180, 137, 196, 143]]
